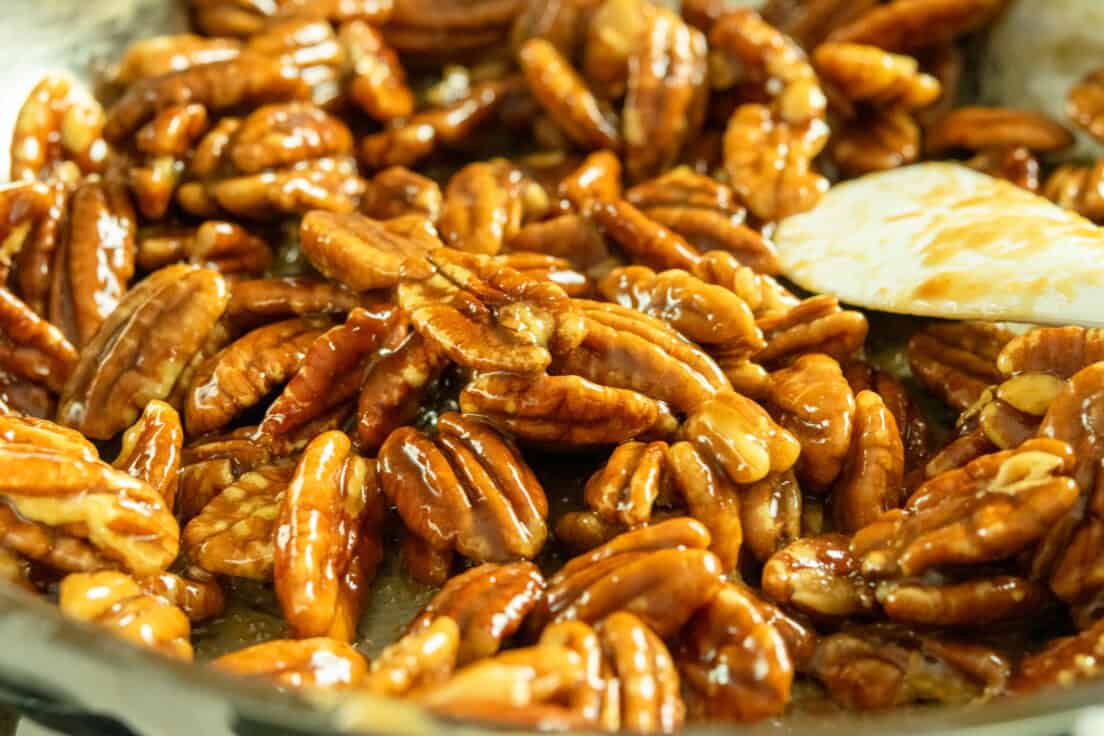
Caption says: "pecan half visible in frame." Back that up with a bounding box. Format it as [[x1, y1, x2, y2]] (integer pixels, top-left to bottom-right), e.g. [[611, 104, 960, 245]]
[[997, 326, 1104, 381], [584, 440, 669, 529], [755, 295, 867, 368], [827, 0, 1005, 53], [833, 389, 905, 533], [907, 321, 1013, 412], [437, 160, 527, 256], [586, 199, 701, 273], [829, 107, 921, 176], [594, 612, 685, 733], [361, 166, 442, 221], [926, 107, 1074, 155], [340, 20, 414, 121], [0, 414, 98, 461], [814, 42, 940, 110], [0, 287, 77, 395], [1012, 617, 1104, 693], [301, 211, 437, 293], [113, 400, 183, 509], [365, 616, 460, 696], [115, 34, 242, 83], [877, 575, 1052, 627], [665, 440, 743, 570], [213, 637, 368, 690], [558, 150, 622, 211], [138, 221, 273, 275], [137, 568, 226, 622], [740, 469, 802, 562], [228, 102, 353, 174], [967, 146, 1041, 192], [762, 534, 877, 619], [10, 76, 107, 183]]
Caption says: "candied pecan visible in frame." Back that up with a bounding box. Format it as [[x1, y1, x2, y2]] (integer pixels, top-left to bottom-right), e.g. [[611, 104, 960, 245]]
[[519, 39, 621, 151], [341, 21, 414, 122], [182, 462, 293, 579], [437, 161, 526, 255], [578, 0, 649, 99], [584, 441, 669, 529], [365, 616, 460, 696], [361, 166, 442, 221], [10, 76, 107, 183], [967, 146, 1041, 193], [814, 42, 940, 110], [679, 584, 793, 722], [639, 207, 779, 276], [1012, 617, 1104, 693], [555, 510, 628, 552], [130, 104, 210, 219], [598, 266, 762, 350], [812, 625, 1009, 708], [139, 222, 273, 275], [113, 400, 183, 509], [58, 264, 229, 439], [379, 412, 548, 562], [137, 568, 226, 622], [0, 414, 98, 460], [851, 439, 1079, 579], [692, 250, 797, 317], [622, 9, 707, 181], [763, 534, 876, 619], [227, 102, 353, 174], [226, 278, 362, 332], [829, 107, 920, 176], [845, 362, 933, 474], [827, 0, 1004, 52], [115, 34, 243, 83], [528, 518, 723, 637], [509, 0, 596, 57], [1068, 68, 1104, 144], [923, 426, 994, 479], [507, 215, 612, 272], [907, 321, 1013, 412], [761, 0, 878, 49], [0, 287, 77, 395], [833, 390, 905, 532], [11, 180, 67, 318], [624, 166, 740, 215], [59, 571, 192, 660], [558, 150, 622, 211], [243, 18, 344, 106], [356, 331, 448, 452], [407, 561, 545, 664], [213, 637, 368, 690], [740, 469, 802, 562], [493, 252, 589, 296], [400, 530, 455, 586], [184, 317, 332, 436], [926, 107, 1074, 155], [877, 575, 1052, 627], [1044, 162, 1104, 222], [586, 199, 701, 273], [301, 211, 437, 293], [1036, 362, 1104, 492], [770, 354, 855, 491], [666, 440, 743, 570], [552, 300, 729, 414], [997, 326, 1104, 381]]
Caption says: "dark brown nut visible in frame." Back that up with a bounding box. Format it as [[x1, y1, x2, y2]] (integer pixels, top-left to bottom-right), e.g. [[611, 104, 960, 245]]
[[811, 625, 1010, 709], [763, 534, 876, 619], [340, 21, 414, 121], [598, 266, 762, 350], [692, 250, 798, 317], [740, 469, 801, 562], [877, 575, 1052, 627], [678, 584, 793, 722], [529, 518, 724, 637], [1038, 362, 1104, 491], [59, 571, 192, 660], [259, 306, 402, 441], [59, 265, 230, 440], [10, 76, 107, 183], [49, 180, 137, 348], [275, 431, 380, 640], [585, 441, 669, 529], [136, 569, 226, 622], [437, 160, 525, 256], [814, 42, 940, 110], [0, 443, 179, 575], [1044, 161, 1104, 222], [755, 296, 867, 370], [115, 34, 243, 83], [227, 103, 353, 174], [558, 150, 622, 210], [1011, 617, 1104, 693], [135, 102, 208, 156], [907, 321, 1013, 412], [225, 277, 363, 330], [407, 561, 545, 664], [365, 616, 460, 696], [997, 326, 1104, 381], [113, 400, 183, 510], [509, 0, 595, 57], [926, 107, 1075, 155], [104, 52, 309, 142], [924, 426, 994, 479], [851, 438, 1079, 579], [379, 412, 548, 562], [967, 146, 1041, 192], [137, 222, 273, 275], [182, 462, 294, 579], [770, 354, 855, 491], [0, 287, 77, 395], [640, 207, 780, 276], [829, 107, 921, 177], [622, 9, 707, 181], [587, 199, 700, 273], [361, 166, 442, 220], [723, 104, 829, 222], [553, 300, 729, 414], [833, 390, 905, 533], [666, 440, 743, 570], [184, 317, 331, 436], [1069, 68, 1104, 144], [0, 181, 52, 279], [0, 414, 98, 461], [493, 252, 589, 297], [399, 248, 584, 374], [555, 510, 628, 553], [460, 372, 668, 446], [212, 637, 368, 690], [400, 530, 455, 586], [827, 0, 1004, 52], [519, 39, 621, 151]]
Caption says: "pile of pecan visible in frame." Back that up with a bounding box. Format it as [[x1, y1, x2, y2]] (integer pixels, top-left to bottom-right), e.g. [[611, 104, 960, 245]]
[[3, 0, 1104, 729]]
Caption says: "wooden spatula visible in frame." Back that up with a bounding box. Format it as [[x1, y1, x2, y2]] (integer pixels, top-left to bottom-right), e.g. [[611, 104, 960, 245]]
[[774, 162, 1104, 327]]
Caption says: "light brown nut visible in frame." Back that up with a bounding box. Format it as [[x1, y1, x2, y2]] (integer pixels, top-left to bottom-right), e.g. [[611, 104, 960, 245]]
[[508, 217, 611, 273], [113, 400, 183, 510], [12, 180, 67, 318], [666, 440, 743, 571], [907, 321, 1013, 412], [529, 517, 724, 637], [740, 469, 802, 562], [678, 584, 793, 722], [228, 102, 353, 174], [49, 180, 137, 348], [533, 620, 612, 726], [997, 326, 1104, 381], [1044, 161, 1104, 222], [58, 265, 230, 439], [558, 149, 622, 210], [598, 266, 762, 350], [845, 362, 935, 475], [692, 250, 798, 317], [493, 252, 589, 297], [762, 534, 877, 619], [225, 277, 363, 330], [0, 443, 179, 575], [340, 20, 414, 121], [967, 146, 1041, 193], [10, 75, 107, 183], [59, 571, 192, 660], [275, 431, 381, 639], [399, 248, 584, 374], [587, 199, 700, 273], [0, 501, 111, 573], [365, 616, 460, 696], [212, 637, 368, 690], [259, 306, 402, 441], [770, 354, 855, 491], [585, 441, 669, 528], [189, 116, 242, 178], [437, 161, 525, 256], [133, 99, 210, 156], [640, 207, 780, 276], [182, 462, 294, 579], [625, 166, 739, 215], [115, 34, 243, 83], [184, 317, 332, 436], [0, 287, 77, 395], [926, 107, 1074, 155], [519, 39, 621, 151], [623, 9, 707, 182], [833, 390, 905, 533], [760, 0, 878, 50], [814, 42, 940, 110], [460, 372, 667, 446], [379, 412, 548, 562], [877, 575, 1052, 627], [138, 222, 273, 275], [0, 414, 98, 461], [724, 104, 829, 222], [593, 612, 685, 734], [755, 296, 867, 371], [829, 107, 921, 177], [1012, 617, 1104, 693], [812, 624, 1010, 709], [243, 17, 344, 108], [553, 299, 729, 414], [827, 0, 1004, 52], [1038, 362, 1104, 491], [104, 52, 309, 142], [850, 438, 1079, 579], [407, 561, 545, 664], [136, 569, 226, 622], [361, 166, 442, 221]]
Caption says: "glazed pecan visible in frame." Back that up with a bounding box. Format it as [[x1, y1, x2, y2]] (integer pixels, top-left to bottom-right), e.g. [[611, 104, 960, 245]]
[[925, 107, 1074, 155], [507, 215, 611, 271], [192, 0, 395, 36], [528, 518, 724, 637], [679, 584, 793, 722], [137, 568, 226, 622], [138, 221, 272, 275], [227, 102, 353, 174], [130, 104, 209, 219], [584, 440, 669, 529], [665, 440, 743, 570], [558, 150, 622, 211], [379, 412, 548, 562], [341, 20, 414, 121], [437, 160, 529, 255], [762, 534, 877, 619], [1067, 68, 1104, 145], [997, 326, 1104, 381], [114, 34, 242, 84], [827, 0, 1005, 52], [301, 211, 437, 293], [829, 107, 921, 176], [365, 616, 460, 696], [407, 561, 545, 664], [493, 252, 589, 297], [813, 42, 940, 110], [212, 637, 368, 690], [1044, 162, 1104, 223], [59, 571, 192, 660], [877, 575, 1052, 627], [637, 207, 779, 276], [233, 19, 342, 108], [761, 0, 878, 50], [967, 146, 1041, 193], [58, 265, 230, 439], [1012, 617, 1104, 693], [740, 469, 802, 562], [907, 321, 1013, 412], [586, 199, 701, 273], [595, 612, 685, 733], [844, 361, 934, 475], [400, 530, 455, 586], [11, 181, 71, 318], [833, 390, 905, 533], [624, 165, 740, 214], [361, 166, 442, 221], [0, 287, 77, 395], [0, 414, 98, 460], [755, 295, 867, 370], [10, 76, 107, 183], [113, 400, 183, 509], [692, 250, 797, 317], [851, 439, 1079, 579]]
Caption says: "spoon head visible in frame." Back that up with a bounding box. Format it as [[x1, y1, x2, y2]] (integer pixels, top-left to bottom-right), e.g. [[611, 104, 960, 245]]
[[775, 162, 1104, 327]]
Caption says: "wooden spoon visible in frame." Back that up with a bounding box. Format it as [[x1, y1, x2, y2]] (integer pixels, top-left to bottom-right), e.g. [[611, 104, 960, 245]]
[[774, 162, 1104, 327]]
